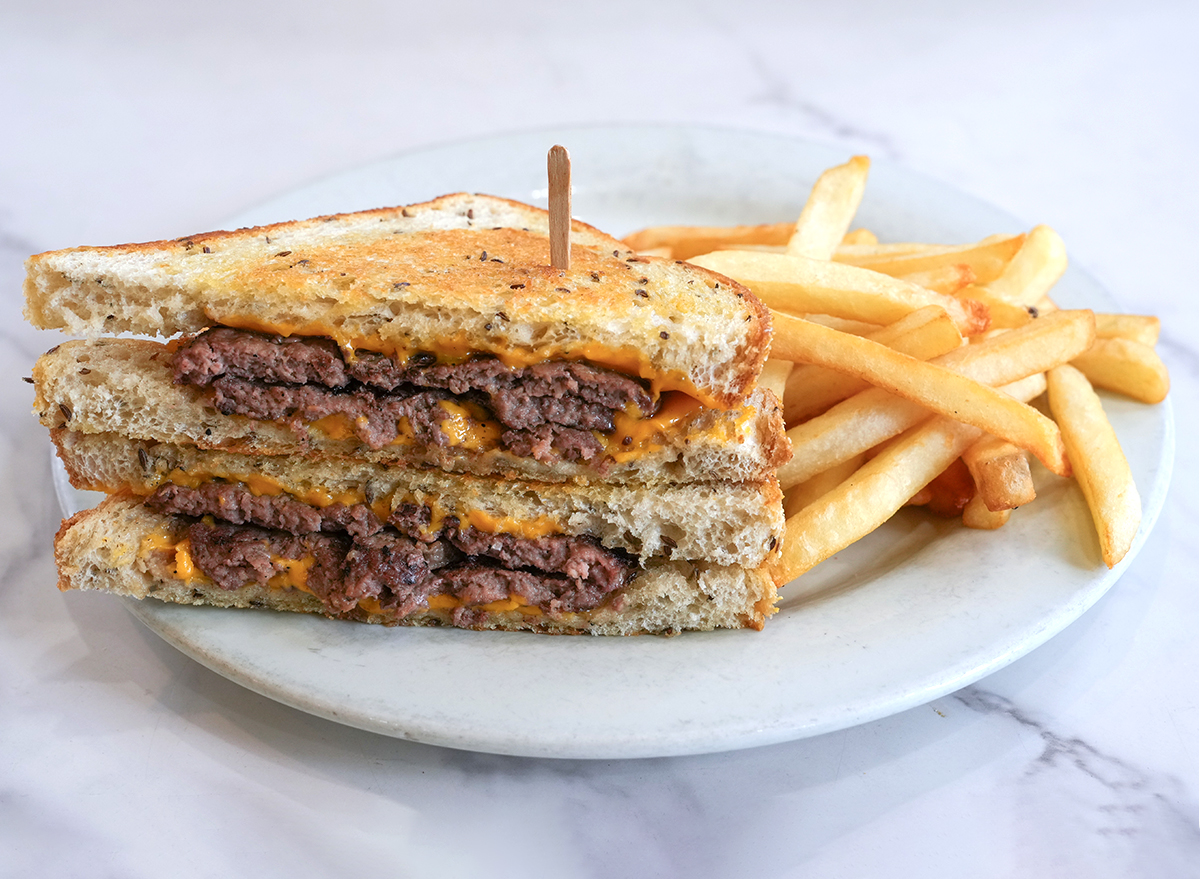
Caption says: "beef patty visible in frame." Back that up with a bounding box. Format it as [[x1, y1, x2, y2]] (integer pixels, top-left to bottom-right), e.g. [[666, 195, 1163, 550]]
[[147, 481, 636, 622], [172, 328, 656, 463]]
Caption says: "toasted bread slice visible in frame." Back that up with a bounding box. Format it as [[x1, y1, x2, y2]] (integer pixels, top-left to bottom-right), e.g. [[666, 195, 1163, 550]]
[[24, 193, 770, 409], [55, 497, 779, 634], [35, 339, 791, 485], [52, 430, 784, 569]]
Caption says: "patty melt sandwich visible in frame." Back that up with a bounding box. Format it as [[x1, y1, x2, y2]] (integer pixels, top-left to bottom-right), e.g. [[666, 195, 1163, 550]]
[[27, 193, 790, 634]]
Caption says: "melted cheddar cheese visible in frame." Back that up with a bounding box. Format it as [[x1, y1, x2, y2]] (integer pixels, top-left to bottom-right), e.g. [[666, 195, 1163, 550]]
[[426, 593, 542, 616], [267, 555, 315, 591], [436, 400, 503, 450], [138, 528, 202, 582]]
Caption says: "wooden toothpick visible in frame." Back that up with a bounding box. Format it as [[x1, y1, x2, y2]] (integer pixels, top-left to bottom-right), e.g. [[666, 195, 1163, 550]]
[[548, 145, 571, 270]]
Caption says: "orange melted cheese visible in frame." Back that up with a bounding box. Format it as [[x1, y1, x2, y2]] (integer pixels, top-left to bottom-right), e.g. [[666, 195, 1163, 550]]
[[436, 400, 503, 450], [267, 555, 315, 591], [138, 528, 202, 582], [309, 413, 359, 441], [426, 593, 542, 616], [461, 509, 560, 539], [605, 391, 703, 463]]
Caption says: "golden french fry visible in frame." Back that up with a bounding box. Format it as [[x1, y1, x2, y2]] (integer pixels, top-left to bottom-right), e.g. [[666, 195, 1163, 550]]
[[835, 242, 949, 259], [723, 244, 788, 254], [783, 453, 867, 518], [1071, 337, 1170, 403], [1094, 313, 1161, 346], [962, 495, 1012, 530], [981, 225, 1067, 307], [621, 221, 793, 260], [958, 284, 1035, 329], [935, 309, 1095, 386], [797, 314, 883, 335], [782, 305, 963, 424], [772, 417, 984, 582], [905, 457, 975, 517], [769, 312, 1070, 475], [690, 249, 990, 335], [779, 390, 927, 489], [841, 228, 878, 246], [962, 435, 1036, 511], [778, 372, 1046, 490], [758, 358, 794, 401], [834, 234, 1025, 284], [787, 155, 871, 260], [1046, 364, 1141, 568], [775, 313, 1084, 489], [898, 263, 976, 296], [995, 370, 1047, 402]]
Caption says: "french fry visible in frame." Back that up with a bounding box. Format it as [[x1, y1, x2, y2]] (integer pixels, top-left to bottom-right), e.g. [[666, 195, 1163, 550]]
[[772, 417, 984, 582], [841, 228, 878, 246], [787, 155, 870, 260], [621, 221, 793, 260], [723, 244, 787, 254], [1094, 313, 1160, 346], [898, 263, 976, 296], [962, 435, 1036, 511], [834, 234, 1025, 284], [778, 372, 1046, 490], [906, 457, 975, 517], [783, 454, 867, 518], [778, 389, 928, 489], [935, 309, 1095, 386], [1046, 364, 1141, 568], [782, 305, 963, 424], [957, 285, 1035, 329], [834, 242, 950, 259], [758, 358, 794, 401], [1071, 337, 1170, 403], [770, 312, 1072, 475], [798, 314, 883, 335], [776, 314, 1074, 490], [689, 250, 990, 335], [980, 225, 1067, 307], [639, 155, 1169, 584], [962, 495, 1012, 530], [634, 246, 673, 258]]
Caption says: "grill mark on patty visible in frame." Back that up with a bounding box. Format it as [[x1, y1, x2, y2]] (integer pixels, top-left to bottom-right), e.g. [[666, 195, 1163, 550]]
[[150, 482, 636, 618], [173, 328, 652, 461]]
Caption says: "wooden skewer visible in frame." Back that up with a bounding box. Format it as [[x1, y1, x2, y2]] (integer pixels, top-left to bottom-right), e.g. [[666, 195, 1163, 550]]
[[548, 144, 571, 270]]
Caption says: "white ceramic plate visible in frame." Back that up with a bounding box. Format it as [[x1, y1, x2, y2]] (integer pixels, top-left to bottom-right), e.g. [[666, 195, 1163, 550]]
[[54, 126, 1173, 759]]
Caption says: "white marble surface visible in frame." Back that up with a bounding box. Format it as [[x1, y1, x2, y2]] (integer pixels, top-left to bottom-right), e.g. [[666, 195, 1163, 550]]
[[1, 1, 1196, 876]]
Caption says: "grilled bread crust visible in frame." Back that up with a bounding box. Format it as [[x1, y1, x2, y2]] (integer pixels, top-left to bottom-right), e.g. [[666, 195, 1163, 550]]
[[25, 193, 771, 408], [55, 497, 779, 635]]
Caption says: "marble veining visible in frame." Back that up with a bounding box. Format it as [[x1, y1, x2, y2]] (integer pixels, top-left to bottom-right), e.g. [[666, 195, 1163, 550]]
[[958, 687, 1200, 855]]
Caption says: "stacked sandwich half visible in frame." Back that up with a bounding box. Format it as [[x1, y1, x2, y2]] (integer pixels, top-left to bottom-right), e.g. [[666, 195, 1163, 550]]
[[27, 194, 789, 635]]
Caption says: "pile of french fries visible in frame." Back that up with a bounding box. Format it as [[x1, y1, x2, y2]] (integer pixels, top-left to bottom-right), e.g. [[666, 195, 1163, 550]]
[[623, 156, 1170, 583]]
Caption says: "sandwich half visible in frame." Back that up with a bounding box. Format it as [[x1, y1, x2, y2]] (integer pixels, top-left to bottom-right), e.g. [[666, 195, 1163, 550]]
[[29, 193, 790, 634]]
